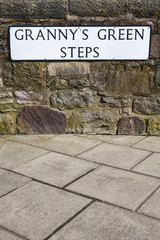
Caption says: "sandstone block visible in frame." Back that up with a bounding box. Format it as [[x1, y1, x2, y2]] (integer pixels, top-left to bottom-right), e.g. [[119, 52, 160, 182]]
[[0, 89, 13, 105], [17, 106, 66, 134], [150, 35, 160, 59], [14, 91, 48, 105], [147, 117, 160, 135], [0, 0, 66, 19], [99, 97, 132, 108], [50, 91, 97, 110], [0, 114, 16, 134], [68, 0, 126, 17], [118, 117, 146, 135], [154, 61, 160, 86], [127, 0, 160, 17], [48, 62, 90, 76], [133, 97, 160, 115]]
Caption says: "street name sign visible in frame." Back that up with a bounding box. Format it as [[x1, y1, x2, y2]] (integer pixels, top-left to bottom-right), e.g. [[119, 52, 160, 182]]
[[9, 26, 151, 61]]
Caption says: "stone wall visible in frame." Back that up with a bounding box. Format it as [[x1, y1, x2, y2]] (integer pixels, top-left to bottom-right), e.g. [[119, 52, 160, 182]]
[[0, 0, 160, 135]]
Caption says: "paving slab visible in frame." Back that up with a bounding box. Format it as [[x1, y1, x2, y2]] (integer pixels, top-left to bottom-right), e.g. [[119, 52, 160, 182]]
[[33, 135, 101, 156], [8, 134, 56, 145], [0, 169, 31, 197], [50, 201, 160, 240], [0, 181, 91, 240], [138, 187, 160, 219], [0, 229, 23, 240], [132, 153, 160, 178], [77, 143, 150, 170], [0, 141, 48, 169], [67, 166, 160, 210], [13, 152, 98, 188], [133, 136, 160, 153], [80, 135, 146, 147]]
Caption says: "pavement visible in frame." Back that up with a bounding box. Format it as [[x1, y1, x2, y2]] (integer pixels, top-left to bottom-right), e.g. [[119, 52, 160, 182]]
[[0, 134, 160, 240]]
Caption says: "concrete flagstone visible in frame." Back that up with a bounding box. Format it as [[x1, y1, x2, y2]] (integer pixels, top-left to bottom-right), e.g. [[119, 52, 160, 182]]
[[138, 187, 160, 219], [0, 169, 31, 197], [13, 152, 98, 188], [0, 141, 48, 169], [132, 153, 160, 178], [80, 135, 146, 147], [0, 181, 91, 240], [133, 136, 160, 153], [8, 134, 56, 145], [77, 143, 150, 170], [0, 229, 23, 240], [66, 166, 160, 210], [33, 135, 101, 156], [50, 202, 160, 240]]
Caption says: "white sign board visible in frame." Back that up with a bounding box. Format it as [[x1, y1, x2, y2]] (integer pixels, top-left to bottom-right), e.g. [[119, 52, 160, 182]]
[[9, 26, 151, 61]]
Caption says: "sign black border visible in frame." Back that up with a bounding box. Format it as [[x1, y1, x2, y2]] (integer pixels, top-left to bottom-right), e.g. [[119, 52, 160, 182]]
[[8, 25, 152, 62]]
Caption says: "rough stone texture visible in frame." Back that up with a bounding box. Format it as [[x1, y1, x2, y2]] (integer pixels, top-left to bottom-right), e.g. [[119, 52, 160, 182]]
[[50, 91, 97, 110], [118, 117, 146, 135], [67, 166, 160, 210], [14, 152, 98, 188], [158, 20, 160, 33], [67, 109, 119, 134], [17, 106, 66, 134], [0, 181, 91, 240], [0, 114, 16, 134], [138, 188, 160, 220], [2, 62, 46, 90], [150, 35, 160, 59], [147, 117, 160, 135], [127, 0, 160, 17], [99, 97, 132, 108], [133, 97, 160, 115], [0, 169, 30, 197], [14, 90, 48, 105], [78, 143, 150, 170], [0, 0, 66, 19], [50, 202, 160, 240], [133, 153, 160, 178], [154, 61, 160, 86], [68, 0, 126, 17]]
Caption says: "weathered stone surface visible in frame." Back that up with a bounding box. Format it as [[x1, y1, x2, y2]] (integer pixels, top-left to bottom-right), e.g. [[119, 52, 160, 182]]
[[17, 106, 66, 134], [150, 35, 160, 58], [105, 64, 152, 96], [14, 90, 48, 105], [0, 77, 3, 87], [0, 0, 66, 19], [133, 97, 160, 115], [118, 117, 146, 135], [0, 89, 13, 105], [127, 0, 160, 17], [154, 61, 160, 86], [99, 97, 132, 108], [48, 62, 90, 76], [67, 109, 119, 134], [0, 229, 22, 240], [50, 91, 97, 110], [147, 117, 160, 135], [50, 202, 160, 240], [0, 114, 16, 134], [133, 136, 160, 153], [68, 0, 126, 17], [2, 62, 46, 91]]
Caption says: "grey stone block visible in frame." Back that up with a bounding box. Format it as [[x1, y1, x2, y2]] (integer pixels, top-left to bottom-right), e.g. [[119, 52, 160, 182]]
[[150, 35, 160, 59], [0, 169, 30, 197], [13, 152, 98, 187], [0, 181, 91, 240], [133, 97, 160, 115], [67, 166, 160, 210], [138, 188, 160, 219], [154, 61, 160, 86], [50, 202, 160, 240], [0, 0, 66, 19], [68, 0, 126, 17], [78, 143, 150, 170], [133, 136, 160, 153]]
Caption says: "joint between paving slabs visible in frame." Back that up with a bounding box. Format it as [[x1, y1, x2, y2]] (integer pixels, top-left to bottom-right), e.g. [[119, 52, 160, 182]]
[[74, 142, 103, 157], [43, 200, 95, 240], [0, 225, 28, 240], [129, 152, 153, 171], [129, 136, 148, 148]]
